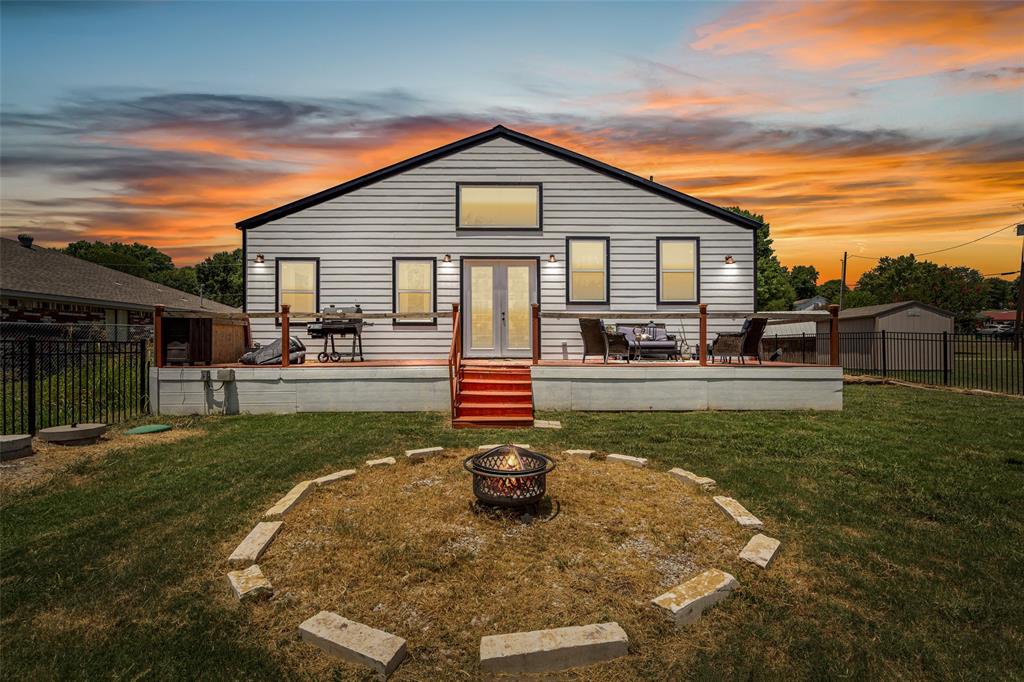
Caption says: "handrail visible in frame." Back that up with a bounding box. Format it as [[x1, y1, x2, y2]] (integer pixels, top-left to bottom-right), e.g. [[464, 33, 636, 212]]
[[538, 310, 831, 321], [448, 303, 462, 418], [247, 310, 455, 320]]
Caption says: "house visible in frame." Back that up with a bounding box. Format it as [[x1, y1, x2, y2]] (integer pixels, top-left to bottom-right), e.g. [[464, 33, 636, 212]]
[[816, 300, 954, 371], [0, 235, 237, 339], [793, 295, 829, 311], [237, 125, 759, 361]]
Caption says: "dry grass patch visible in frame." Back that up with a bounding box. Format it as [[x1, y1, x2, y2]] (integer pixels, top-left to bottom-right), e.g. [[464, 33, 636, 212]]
[[0, 426, 205, 495], [241, 449, 779, 680]]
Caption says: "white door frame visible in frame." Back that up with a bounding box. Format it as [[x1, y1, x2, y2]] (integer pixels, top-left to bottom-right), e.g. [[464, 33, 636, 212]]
[[462, 258, 538, 359]]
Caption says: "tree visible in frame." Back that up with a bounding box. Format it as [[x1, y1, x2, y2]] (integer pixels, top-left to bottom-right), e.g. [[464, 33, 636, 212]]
[[195, 249, 243, 307], [789, 265, 819, 300], [816, 278, 846, 304], [63, 240, 175, 277], [984, 277, 1016, 309], [726, 207, 796, 310]]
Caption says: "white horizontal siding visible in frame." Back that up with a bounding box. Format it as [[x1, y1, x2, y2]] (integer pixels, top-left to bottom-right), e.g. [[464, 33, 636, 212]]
[[246, 137, 755, 360]]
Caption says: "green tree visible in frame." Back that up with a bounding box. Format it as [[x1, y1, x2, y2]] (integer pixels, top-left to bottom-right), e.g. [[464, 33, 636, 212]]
[[726, 207, 796, 310], [983, 277, 1016, 309], [789, 265, 819, 300], [195, 249, 243, 307], [63, 240, 175, 277]]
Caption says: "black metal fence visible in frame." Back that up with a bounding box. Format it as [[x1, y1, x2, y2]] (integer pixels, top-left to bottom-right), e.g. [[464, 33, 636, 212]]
[[766, 331, 1024, 396], [1, 338, 149, 435]]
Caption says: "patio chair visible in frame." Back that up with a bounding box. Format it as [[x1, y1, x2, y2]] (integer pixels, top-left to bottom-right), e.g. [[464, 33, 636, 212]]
[[579, 318, 630, 364], [711, 317, 767, 364], [620, 323, 683, 360]]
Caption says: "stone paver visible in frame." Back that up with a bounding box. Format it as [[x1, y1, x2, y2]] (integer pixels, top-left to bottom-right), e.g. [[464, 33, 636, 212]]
[[668, 468, 716, 491], [0, 434, 33, 461], [298, 611, 407, 680], [606, 453, 648, 468], [313, 469, 357, 487], [713, 496, 764, 529], [563, 449, 595, 458], [228, 521, 283, 567], [264, 480, 314, 520], [405, 446, 443, 460], [480, 622, 628, 674], [739, 533, 781, 568], [533, 420, 562, 429], [227, 564, 273, 601], [478, 444, 531, 450], [365, 457, 396, 468], [652, 569, 738, 626]]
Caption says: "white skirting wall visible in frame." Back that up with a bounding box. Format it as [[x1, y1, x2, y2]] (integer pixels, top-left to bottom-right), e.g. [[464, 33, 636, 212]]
[[151, 364, 843, 416], [150, 366, 451, 415], [530, 365, 843, 411]]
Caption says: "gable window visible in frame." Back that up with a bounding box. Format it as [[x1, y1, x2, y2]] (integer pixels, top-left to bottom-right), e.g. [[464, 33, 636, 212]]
[[566, 237, 609, 304], [276, 258, 319, 321], [457, 183, 541, 229], [657, 238, 699, 304], [393, 258, 436, 325]]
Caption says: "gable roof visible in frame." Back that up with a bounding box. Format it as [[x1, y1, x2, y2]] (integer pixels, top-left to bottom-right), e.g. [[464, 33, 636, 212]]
[[838, 300, 954, 320], [0, 238, 238, 313], [236, 124, 762, 231]]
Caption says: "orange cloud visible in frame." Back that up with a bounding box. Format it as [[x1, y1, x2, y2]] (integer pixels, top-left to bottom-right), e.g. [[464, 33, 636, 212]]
[[691, 1, 1024, 80]]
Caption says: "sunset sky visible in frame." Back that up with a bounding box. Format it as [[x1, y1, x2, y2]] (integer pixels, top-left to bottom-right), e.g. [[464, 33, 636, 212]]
[[1, 0, 1022, 282]]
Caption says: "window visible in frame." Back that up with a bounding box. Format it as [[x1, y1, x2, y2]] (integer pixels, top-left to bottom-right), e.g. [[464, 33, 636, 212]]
[[657, 238, 699, 304], [566, 237, 609, 304], [457, 183, 541, 229], [276, 259, 319, 321], [393, 258, 436, 324]]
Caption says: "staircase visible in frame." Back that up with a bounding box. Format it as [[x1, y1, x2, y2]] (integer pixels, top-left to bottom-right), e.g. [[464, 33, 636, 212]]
[[452, 363, 534, 429]]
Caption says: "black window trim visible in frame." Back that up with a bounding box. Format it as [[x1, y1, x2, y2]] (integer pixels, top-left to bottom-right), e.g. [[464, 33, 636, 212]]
[[656, 237, 701, 305], [274, 257, 320, 327], [392, 257, 438, 326], [565, 236, 611, 305], [455, 181, 543, 231]]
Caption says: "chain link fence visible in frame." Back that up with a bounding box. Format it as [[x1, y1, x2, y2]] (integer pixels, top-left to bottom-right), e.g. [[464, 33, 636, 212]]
[[1, 321, 152, 343]]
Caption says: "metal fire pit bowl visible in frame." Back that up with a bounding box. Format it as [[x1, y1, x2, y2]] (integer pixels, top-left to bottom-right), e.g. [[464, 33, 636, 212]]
[[463, 444, 556, 508]]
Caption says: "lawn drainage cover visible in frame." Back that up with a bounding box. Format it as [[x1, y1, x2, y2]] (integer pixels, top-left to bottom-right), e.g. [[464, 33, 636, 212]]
[[126, 424, 172, 435]]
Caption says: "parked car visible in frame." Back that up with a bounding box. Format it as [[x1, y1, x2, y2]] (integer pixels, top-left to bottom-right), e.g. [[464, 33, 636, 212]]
[[976, 323, 1016, 339]]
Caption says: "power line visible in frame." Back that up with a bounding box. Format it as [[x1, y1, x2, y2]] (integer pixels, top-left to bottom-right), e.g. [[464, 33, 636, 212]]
[[846, 220, 1021, 262]]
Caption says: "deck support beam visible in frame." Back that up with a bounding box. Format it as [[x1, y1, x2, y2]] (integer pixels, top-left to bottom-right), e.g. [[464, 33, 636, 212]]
[[153, 305, 165, 368], [280, 304, 290, 368], [829, 304, 840, 367], [699, 304, 708, 366]]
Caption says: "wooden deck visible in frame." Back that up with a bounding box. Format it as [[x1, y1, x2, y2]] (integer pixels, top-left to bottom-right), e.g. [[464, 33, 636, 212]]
[[200, 358, 816, 369]]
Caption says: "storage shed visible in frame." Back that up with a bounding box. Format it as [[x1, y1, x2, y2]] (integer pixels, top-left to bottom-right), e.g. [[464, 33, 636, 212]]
[[816, 301, 954, 371]]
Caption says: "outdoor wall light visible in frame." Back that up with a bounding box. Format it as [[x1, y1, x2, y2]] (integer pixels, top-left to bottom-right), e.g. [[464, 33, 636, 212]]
[[442, 254, 452, 263], [724, 255, 735, 264], [255, 253, 265, 264], [548, 254, 557, 263]]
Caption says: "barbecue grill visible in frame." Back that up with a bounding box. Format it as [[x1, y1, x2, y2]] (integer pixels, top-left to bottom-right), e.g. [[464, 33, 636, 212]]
[[463, 444, 556, 508], [307, 305, 366, 362]]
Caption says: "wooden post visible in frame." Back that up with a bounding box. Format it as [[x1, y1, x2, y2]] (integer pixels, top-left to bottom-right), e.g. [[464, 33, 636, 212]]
[[699, 303, 708, 366], [531, 303, 541, 365], [829, 304, 840, 367], [280, 304, 290, 367], [153, 305, 165, 368]]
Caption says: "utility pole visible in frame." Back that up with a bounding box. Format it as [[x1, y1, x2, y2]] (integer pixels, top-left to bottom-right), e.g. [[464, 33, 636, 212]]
[[839, 251, 848, 310], [1015, 224, 1023, 351]]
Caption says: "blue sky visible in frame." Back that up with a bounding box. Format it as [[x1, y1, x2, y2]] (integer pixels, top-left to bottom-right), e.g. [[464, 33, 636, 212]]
[[2, 1, 1022, 278]]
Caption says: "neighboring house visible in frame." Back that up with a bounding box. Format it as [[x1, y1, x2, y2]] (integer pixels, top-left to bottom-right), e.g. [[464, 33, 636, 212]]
[[1, 235, 237, 339], [793, 295, 828, 311], [816, 300, 954, 371], [979, 310, 1016, 324], [238, 125, 759, 360]]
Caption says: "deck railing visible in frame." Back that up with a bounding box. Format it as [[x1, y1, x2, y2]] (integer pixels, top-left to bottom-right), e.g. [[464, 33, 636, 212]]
[[448, 303, 462, 417]]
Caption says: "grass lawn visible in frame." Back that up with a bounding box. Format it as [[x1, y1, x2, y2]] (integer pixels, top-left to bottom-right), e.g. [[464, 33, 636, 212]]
[[2, 384, 1022, 680]]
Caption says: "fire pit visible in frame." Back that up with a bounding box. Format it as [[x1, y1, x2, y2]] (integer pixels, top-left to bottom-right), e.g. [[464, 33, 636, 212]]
[[463, 444, 556, 508]]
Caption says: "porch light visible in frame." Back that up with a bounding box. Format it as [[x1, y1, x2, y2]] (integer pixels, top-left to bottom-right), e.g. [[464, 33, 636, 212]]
[[442, 254, 452, 263], [724, 255, 735, 264], [255, 253, 265, 264], [548, 254, 556, 263]]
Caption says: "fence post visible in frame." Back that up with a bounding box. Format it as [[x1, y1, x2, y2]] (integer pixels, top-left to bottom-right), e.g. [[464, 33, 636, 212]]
[[138, 338, 148, 414], [801, 332, 806, 364], [531, 303, 540, 365], [153, 305, 165, 368], [942, 331, 949, 385], [699, 303, 708, 366], [280, 304, 290, 367], [881, 329, 887, 377], [829, 304, 839, 367], [27, 338, 37, 435]]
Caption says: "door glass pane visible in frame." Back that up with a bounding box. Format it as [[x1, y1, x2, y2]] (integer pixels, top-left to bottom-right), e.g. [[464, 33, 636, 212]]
[[506, 266, 531, 349], [471, 266, 494, 348], [661, 241, 695, 270], [662, 271, 696, 301]]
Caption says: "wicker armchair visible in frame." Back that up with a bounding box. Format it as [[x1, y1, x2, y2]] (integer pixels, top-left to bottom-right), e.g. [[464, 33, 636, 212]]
[[711, 318, 767, 364], [579, 319, 631, 364]]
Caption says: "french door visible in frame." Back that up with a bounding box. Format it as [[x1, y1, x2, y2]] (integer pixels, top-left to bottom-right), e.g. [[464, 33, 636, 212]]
[[463, 259, 537, 358]]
